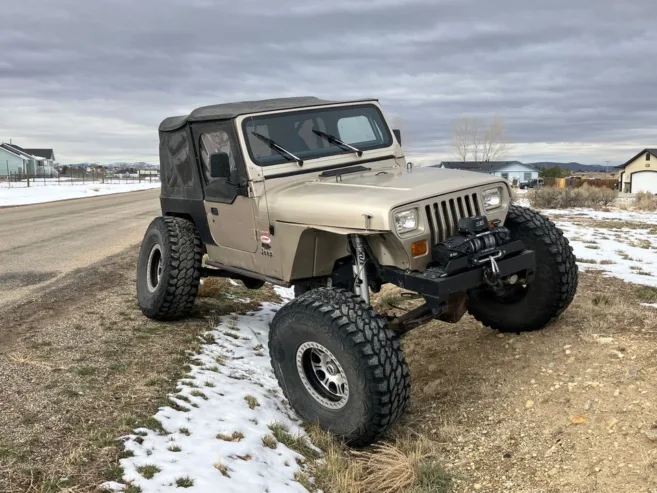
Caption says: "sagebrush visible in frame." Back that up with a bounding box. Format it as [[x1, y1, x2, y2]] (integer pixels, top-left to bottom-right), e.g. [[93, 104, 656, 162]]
[[634, 191, 657, 211], [529, 184, 617, 209]]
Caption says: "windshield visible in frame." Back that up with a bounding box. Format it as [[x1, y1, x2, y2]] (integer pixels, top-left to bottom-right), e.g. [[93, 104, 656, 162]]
[[242, 104, 392, 166]]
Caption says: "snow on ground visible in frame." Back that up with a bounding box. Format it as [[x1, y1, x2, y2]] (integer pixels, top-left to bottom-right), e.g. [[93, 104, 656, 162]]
[[540, 207, 656, 225], [542, 209, 657, 288], [104, 287, 315, 493], [0, 181, 160, 206]]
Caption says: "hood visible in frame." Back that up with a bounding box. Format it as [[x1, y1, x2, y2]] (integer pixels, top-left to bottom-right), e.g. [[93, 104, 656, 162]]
[[265, 165, 507, 230]]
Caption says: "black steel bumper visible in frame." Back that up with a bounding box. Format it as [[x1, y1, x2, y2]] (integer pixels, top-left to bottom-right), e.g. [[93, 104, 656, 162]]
[[380, 249, 535, 302]]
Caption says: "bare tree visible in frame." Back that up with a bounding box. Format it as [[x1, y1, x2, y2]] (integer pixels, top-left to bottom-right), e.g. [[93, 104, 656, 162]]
[[451, 115, 509, 161], [451, 116, 478, 162], [481, 115, 509, 161]]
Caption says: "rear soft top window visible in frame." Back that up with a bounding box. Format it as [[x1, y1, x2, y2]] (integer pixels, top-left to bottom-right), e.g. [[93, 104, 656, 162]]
[[242, 104, 392, 166]]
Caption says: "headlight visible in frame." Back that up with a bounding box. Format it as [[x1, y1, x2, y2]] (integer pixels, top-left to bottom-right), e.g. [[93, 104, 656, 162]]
[[394, 209, 418, 234], [483, 187, 502, 210]]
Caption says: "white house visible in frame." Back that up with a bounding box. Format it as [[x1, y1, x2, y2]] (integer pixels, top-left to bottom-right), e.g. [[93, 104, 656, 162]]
[[437, 161, 539, 184], [616, 149, 657, 194]]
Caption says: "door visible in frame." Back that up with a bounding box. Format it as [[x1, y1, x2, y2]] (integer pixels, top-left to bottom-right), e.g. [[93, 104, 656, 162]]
[[193, 122, 259, 253], [631, 170, 657, 194]]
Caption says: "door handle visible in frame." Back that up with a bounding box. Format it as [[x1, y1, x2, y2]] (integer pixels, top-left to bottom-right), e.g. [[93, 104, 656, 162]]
[[211, 207, 218, 216]]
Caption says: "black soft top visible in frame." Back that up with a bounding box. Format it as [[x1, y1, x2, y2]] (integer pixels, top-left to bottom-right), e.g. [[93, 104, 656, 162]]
[[158, 96, 377, 132]]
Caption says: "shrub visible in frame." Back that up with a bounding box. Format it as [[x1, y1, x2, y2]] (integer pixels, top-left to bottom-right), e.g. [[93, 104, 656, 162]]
[[528, 184, 618, 209], [634, 191, 657, 211]]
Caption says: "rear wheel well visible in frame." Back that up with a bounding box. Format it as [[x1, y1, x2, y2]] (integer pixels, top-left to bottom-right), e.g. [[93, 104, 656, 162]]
[[165, 212, 208, 252]]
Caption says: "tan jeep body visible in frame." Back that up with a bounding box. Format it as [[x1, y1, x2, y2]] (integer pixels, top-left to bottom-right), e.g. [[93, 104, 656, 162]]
[[158, 97, 511, 285]]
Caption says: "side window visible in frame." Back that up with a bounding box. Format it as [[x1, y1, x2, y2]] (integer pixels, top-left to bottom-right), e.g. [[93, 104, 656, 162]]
[[199, 130, 236, 180], [524, 172, 532, 181], [501, 172, 509, 180], [337, 116, 377, 144]]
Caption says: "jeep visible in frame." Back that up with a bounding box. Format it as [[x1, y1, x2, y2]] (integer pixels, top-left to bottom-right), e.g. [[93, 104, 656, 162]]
[[137, 97, 578, 446]]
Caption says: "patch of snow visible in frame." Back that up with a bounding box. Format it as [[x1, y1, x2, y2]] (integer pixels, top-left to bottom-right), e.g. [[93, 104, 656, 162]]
[[101, 481, 125, 492], [546, 209, 657, 287], [641, 303, 657, 309], [104, 286, 315, 493], [0, 182, 160, 206]]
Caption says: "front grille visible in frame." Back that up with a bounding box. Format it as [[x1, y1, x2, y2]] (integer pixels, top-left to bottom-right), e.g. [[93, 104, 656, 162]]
[[425, 193, 482, 244]]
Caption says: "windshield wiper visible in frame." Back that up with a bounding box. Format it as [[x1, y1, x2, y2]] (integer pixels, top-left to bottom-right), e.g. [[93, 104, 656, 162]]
[[251, 131, 303, 166], [312, 129, 363, 157]]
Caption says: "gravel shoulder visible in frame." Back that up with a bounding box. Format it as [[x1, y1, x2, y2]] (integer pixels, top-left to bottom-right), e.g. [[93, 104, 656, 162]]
[[0, 246, 277, 493]]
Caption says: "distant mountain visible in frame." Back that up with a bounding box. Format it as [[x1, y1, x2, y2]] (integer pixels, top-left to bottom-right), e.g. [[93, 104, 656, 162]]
[[528, 162, 616, 173]]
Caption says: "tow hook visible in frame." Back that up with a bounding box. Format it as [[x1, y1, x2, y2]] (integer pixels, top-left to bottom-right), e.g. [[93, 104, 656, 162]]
[[482, 256, 505, 294]]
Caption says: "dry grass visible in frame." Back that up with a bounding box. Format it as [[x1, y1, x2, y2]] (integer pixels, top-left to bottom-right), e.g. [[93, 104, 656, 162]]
[[634, 191, 657, 211], [213, 461, 231, 477], [136, 464, 160, 479], [262, 434, 277, 449], [529, 184, 618, 209], [268, 423, 320, 460], [216, 431, 244, 442], [244, 395, 259, 409], [0, 248, 281, 493], [635, 285, 657, 303], [353, 438, 449, 493], [175, 476, 194, 488], [299, 425, 450, 493]]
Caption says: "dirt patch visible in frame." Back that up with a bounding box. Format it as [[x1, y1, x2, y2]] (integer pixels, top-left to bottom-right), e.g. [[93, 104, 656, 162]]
[[0, 247, 278, 493], [396, 271, 657, 493], [0, 271, 59, 290]]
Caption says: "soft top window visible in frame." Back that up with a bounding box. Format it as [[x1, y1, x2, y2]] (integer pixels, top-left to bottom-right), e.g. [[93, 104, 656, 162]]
[[242, 104, 392, 166]]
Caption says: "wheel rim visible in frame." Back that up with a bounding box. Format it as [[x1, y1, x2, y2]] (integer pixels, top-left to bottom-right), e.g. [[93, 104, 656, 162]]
[[296, 342, 349, 409], [146, 244, 163, 293]]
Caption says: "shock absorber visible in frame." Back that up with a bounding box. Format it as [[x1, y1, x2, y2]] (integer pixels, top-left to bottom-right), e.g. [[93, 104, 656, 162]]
[[350, 235, 370, 305]]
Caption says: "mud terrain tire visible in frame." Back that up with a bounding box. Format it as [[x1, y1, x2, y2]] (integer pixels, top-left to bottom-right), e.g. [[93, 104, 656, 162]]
[[269, 288, 410, 446], [467, 205, 577, 333], [137, 216, 202, 321]]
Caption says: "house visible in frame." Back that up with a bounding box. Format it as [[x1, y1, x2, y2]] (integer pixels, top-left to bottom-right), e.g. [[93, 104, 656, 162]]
[[0, 143, 58, 177], [0, 143, 37, 176], [616, 149, 657, 194], [24, 148, 56, 167], [437, 161, 540, 184]]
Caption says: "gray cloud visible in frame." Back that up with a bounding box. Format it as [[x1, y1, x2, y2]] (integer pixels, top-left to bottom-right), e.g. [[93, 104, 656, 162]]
[[1, 0, 655, 164]]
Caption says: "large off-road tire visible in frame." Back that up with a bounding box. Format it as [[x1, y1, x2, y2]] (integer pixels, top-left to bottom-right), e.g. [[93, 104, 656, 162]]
[[137, 216, 202, 321], [467, 205, 578, 333], [269, 288, 410, 446]]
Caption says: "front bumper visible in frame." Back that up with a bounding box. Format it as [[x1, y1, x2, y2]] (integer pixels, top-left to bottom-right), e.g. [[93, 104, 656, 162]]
[[379, 248, 535, 305]]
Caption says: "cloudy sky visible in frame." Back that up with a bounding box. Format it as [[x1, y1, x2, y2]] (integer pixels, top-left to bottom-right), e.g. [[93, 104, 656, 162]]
[[2, 0, 655, 165]]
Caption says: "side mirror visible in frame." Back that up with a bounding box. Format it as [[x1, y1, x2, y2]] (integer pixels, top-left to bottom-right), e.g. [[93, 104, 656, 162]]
[[210, 152, 231, 179], [393, 129, 402, 145]]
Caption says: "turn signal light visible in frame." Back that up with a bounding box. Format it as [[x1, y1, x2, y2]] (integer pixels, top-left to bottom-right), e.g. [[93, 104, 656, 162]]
[[411, 240, 428, 257]]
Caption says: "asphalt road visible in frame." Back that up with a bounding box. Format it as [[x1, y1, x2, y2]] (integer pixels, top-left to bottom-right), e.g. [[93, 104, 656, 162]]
[[0, 189, 160, 308]]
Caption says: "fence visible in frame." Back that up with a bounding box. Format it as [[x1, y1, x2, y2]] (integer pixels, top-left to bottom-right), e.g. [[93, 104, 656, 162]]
[[543, 177, 617, 189], [2, 168, 160, 188]]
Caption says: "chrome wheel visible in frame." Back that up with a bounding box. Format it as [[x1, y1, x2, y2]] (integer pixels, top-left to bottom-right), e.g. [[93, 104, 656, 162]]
[[146, 244, 163, 293], [296, 342, 349, 409]]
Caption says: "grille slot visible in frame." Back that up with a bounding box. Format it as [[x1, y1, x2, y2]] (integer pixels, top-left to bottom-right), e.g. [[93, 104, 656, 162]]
[[425, 192, 483, 244]]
